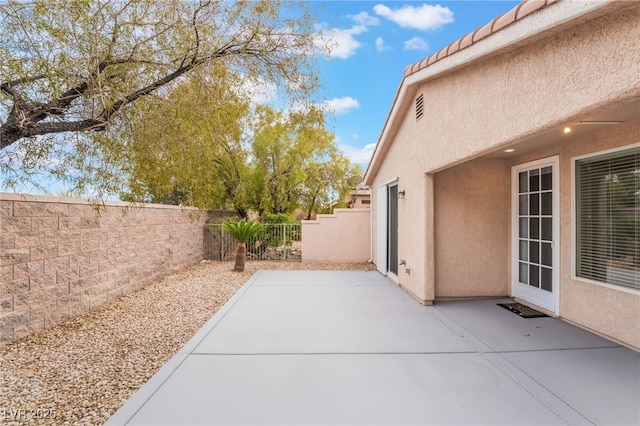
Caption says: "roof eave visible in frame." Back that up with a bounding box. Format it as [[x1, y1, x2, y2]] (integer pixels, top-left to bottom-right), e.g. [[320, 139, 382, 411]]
[[363, 0, 619, 186]]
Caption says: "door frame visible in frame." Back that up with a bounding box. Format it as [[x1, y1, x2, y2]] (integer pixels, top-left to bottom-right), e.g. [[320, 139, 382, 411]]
[[387, 183, 399, 278], [376, 184, 388, 275], [511, 156, 560, 314], [376, 178, 399, 277]]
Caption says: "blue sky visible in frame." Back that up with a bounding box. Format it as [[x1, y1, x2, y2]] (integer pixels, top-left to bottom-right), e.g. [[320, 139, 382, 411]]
[[312, 1, 520, 167], [5, 1, 522, 195]]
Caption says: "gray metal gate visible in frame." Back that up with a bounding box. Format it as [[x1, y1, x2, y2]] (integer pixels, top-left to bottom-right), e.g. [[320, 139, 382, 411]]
[[203, 223, 302, 261]]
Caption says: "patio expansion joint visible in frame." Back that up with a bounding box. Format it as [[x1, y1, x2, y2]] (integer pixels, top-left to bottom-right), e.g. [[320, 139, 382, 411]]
[[257, 283, 391, 288], [430, 306, 590, 426], [495, 345, 622, 354], [190, 351, 479, 356], [481, 353, 587, 426]]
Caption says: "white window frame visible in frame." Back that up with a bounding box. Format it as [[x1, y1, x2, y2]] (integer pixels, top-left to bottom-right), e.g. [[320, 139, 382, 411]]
[[571, 143, 640, 295]]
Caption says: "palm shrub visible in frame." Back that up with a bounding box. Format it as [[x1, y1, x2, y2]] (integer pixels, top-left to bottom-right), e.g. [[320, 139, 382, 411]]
[[223, 219, 264, 272]]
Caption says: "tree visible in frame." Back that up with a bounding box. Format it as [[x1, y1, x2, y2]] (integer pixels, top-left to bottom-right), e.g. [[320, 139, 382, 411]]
[[123, 89, 359, 216], [222, 219, 264, 272], [0, 0, 323, 196], [301, 157, 362, 219], [123, 66, 252, 214], [248, 105, 345, 216]]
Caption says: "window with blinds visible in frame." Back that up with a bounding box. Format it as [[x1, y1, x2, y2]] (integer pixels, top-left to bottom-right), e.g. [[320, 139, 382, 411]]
[[576, 147, 640, 291]]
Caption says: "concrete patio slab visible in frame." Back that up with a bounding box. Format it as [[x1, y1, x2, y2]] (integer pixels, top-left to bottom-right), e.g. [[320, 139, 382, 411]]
[[114, 353, 574, 426], [107, 270, 640, 426], [194, 283, 472, 354], [501, 347, 640, 425], [433, 298, 620, 352]]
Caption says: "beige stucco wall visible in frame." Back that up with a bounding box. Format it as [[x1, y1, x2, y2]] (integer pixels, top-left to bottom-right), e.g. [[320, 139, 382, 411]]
[[369, 109, 430, 302], [411, 4, 640, 172], [434, 159, 510, 298], [301, 208, 370, 263], [368, 4, 640, 347], [351, 195, 370, 209]]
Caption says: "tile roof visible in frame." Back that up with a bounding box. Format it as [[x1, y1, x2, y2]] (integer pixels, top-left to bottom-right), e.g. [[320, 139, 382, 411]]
[[403, 0, 557, 77]]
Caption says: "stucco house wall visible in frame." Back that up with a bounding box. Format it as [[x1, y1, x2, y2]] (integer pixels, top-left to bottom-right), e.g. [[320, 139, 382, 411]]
[[409, 3, 639, 172], [434, 159, 510, 298], [366, 1, 640, 349], [369, 107, 430, 302]]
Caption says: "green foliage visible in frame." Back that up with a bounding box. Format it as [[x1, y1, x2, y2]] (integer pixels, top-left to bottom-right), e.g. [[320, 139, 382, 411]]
[[256, 213, 300, 248], [222, 219, 264, 244], [121, 94, 358, 217], [122, 66, 251, 211], [247, 105, 357, 217], [1, 0, 325, 199], [260, 213, 297, 224]]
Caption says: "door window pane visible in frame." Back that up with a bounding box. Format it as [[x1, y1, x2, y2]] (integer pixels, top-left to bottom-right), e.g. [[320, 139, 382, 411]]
[[530, 218, 539, 240], [519, 195, 528, 215], [541, 242, 552, 267], [541, 218, 552, 241], [541, 192, 552, 215], [519, 240, 528, 261], [529, 169, 540, 192], [541, 267, 552, 291], [530, 265, 540, 288], [529, 193, 539, 215], [519, 172, 528, 193], [519, 218, 528, 238], [519, 262, 528, 284], [541, 166, 552, 190], [530, 241, 539, 263]]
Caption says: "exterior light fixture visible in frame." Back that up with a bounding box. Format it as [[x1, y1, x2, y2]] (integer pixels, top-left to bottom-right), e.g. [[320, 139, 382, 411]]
[[504, 148, 515, 153], [398, 190, 406, 199], [563, 127, 572, 134]]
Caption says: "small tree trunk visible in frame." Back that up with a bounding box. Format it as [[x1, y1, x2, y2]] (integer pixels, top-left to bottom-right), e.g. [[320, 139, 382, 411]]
[[234, 242, 247, 272]]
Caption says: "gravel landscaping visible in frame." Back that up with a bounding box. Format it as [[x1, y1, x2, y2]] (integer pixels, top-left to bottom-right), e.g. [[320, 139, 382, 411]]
[[0, 261, 375, 426]]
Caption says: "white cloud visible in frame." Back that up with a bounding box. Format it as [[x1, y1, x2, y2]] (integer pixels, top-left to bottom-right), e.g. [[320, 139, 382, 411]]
[[319, 25, 368, 59], [315, 11, 382, 60], [322, 96, 360, 115], [375, 37, 390, 52], [404, 36, 429, 51], [339, 143, 377, 165], [373, 3, 454, 30], [351, 11, 380, 26]]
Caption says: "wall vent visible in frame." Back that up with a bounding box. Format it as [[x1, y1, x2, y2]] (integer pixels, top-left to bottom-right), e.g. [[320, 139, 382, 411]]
[[416, 94, 424, 120]]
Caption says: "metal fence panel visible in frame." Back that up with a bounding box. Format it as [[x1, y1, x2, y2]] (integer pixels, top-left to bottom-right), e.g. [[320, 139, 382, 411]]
[[203, 223, 302, 261]]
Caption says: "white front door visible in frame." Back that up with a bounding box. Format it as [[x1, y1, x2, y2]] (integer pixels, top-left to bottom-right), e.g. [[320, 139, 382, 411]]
[[512, 157, 559, 314]]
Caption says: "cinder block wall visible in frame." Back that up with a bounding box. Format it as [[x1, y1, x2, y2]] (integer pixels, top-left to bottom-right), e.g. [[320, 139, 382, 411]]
[[0, 193, 208, 345]]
